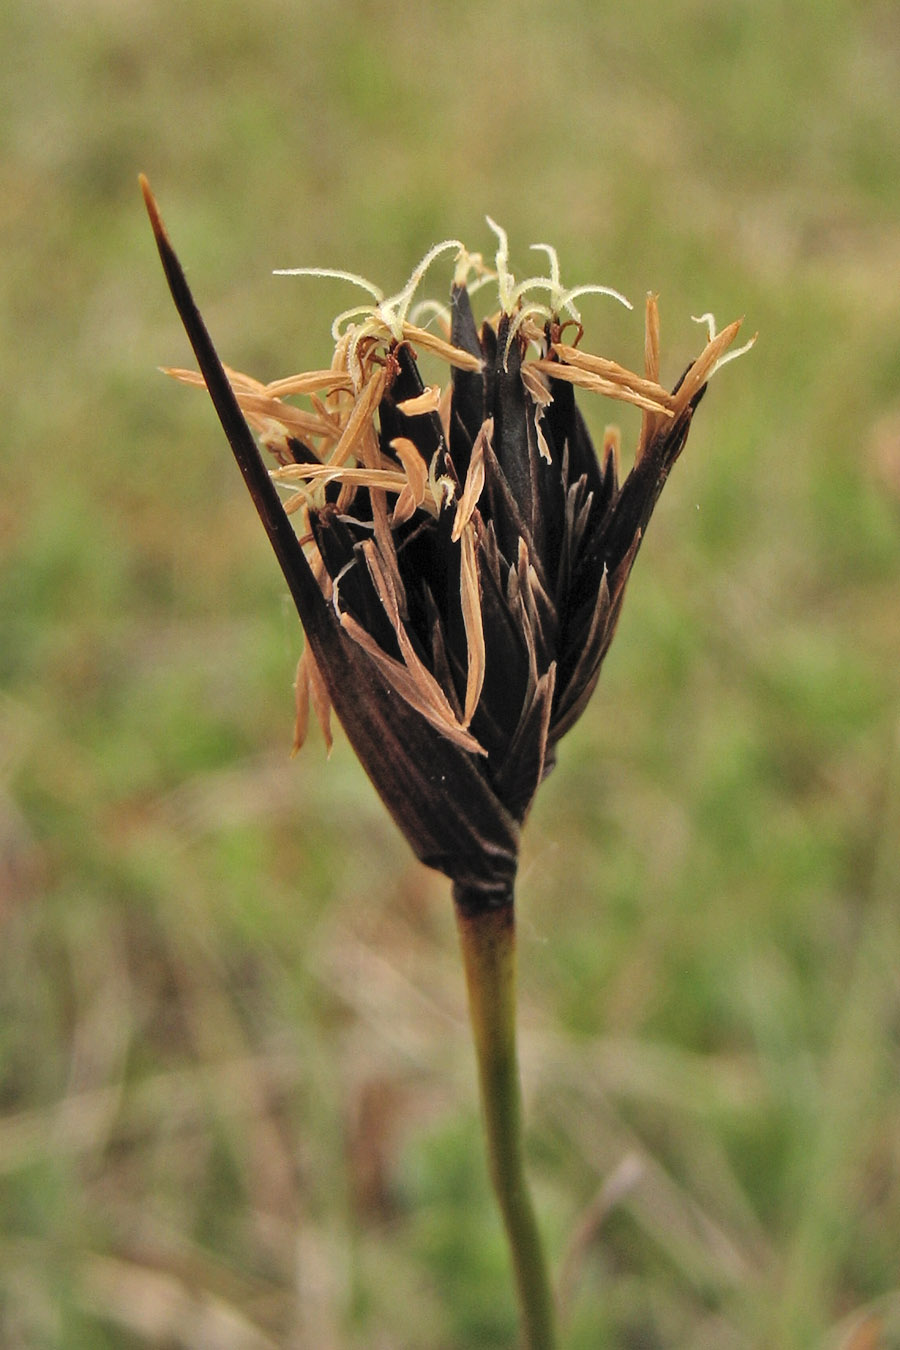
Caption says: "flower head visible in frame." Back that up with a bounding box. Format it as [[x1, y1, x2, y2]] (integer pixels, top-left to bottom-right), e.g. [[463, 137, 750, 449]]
[[142, 177, 752, 913]]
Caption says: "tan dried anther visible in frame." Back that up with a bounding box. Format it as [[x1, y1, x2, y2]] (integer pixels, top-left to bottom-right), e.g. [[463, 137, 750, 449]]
[[263, 369, 351, 399], [389, 436, 429, 525], [529, 350, 675, 416], [644, 293, 661, 385], [673, 318, 745, 413], [272, 462, 410, 494], [165, 362, 346, 449], [328, 364, 388, 470], [520, 362, 553, 409], [395, 385, 443, 417], [401, 325, 484, 371], [546, 346, 674, 408], [458, 524, 486, 725], [451, 421, 489, 542], [639, 293, 664, 459], [293, 643, 332, 756]]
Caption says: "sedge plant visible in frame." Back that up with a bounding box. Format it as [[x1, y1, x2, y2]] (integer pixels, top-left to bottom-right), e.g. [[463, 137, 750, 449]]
[[142, 176, 750, 1348]]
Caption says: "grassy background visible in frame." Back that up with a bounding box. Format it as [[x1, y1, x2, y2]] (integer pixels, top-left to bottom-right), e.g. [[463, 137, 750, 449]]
[[2, 0, 900, 1345]]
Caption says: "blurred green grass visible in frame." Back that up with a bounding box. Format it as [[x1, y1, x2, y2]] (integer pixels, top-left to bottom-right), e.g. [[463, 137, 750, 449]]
[[2, 0, 900, 1345]]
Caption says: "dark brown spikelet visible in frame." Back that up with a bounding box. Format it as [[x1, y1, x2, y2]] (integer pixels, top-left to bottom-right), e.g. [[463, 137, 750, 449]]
[[142, 178, 752, 913]]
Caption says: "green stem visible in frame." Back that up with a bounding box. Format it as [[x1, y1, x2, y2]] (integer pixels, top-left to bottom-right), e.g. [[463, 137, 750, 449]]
[[455, 893, 557, 1350]]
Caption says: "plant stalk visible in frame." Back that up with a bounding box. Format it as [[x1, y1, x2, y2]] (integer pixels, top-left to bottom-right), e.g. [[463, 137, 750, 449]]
[[455, 894, 557, 1350]]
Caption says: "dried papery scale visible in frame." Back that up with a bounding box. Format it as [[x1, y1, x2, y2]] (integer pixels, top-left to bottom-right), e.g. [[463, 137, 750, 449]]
[[142, 177, 751, 1349]]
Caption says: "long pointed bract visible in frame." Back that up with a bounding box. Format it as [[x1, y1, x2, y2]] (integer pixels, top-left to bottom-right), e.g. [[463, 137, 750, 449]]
[[141, 176, 317, 613]]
